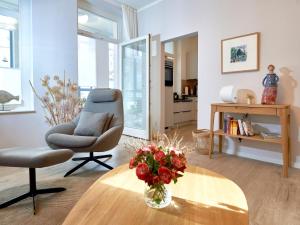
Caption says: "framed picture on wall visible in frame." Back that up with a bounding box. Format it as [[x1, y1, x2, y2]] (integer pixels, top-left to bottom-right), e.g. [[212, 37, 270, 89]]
[[221, 32, 260, 74]]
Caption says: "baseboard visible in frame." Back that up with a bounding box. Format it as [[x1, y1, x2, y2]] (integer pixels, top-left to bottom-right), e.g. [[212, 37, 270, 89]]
[[292, 156, 300, 168], [173, 120, 197, 128], [222, 148, 300, 169]]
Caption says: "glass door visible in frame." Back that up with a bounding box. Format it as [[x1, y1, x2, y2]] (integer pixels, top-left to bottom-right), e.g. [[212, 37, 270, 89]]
[[120, 35, 150, 140]]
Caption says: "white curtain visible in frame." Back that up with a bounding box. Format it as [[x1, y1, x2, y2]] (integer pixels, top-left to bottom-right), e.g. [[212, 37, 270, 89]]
[[122, 4, 138, 41]]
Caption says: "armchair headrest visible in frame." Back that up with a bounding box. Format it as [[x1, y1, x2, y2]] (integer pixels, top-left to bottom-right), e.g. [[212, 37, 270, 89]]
[[88, 89, 117, 103]]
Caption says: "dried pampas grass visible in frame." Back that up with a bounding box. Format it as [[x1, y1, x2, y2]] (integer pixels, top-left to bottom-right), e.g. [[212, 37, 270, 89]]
[[30, 72, 85, 126], [124, 130, 194, 156]]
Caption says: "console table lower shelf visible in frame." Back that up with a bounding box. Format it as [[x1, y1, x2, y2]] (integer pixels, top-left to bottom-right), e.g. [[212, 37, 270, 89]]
[[214, 130, 282, 144]]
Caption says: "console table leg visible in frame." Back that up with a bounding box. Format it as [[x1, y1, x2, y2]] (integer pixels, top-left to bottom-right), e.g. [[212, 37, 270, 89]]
[[219, 112, 224, 153], [209, 107, 216, 159], [288, 114, 291, 167], [280, 111, 289, 177]]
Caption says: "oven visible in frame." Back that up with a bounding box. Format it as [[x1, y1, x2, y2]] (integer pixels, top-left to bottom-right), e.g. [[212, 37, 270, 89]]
[[165, 60, 173, 86]]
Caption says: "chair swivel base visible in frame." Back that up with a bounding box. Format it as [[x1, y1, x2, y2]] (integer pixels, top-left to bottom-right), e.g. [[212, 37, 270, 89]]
[[0, 168, 66, 214], [64, 152, 113, 177]]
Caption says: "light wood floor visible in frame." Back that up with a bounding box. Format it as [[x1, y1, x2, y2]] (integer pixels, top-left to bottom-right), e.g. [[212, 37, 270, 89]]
[[1, 124, 300, 225]]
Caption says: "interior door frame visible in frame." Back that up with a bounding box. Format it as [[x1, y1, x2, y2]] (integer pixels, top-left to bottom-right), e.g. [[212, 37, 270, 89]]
[[119, 34, 151, 140]]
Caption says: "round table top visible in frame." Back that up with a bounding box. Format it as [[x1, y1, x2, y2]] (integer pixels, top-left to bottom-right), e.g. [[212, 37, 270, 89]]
[[63, 164, 249, 225]]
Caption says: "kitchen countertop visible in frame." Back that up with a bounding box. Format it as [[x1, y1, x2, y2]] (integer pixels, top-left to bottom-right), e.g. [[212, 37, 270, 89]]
[[174, 99, 193, 103]]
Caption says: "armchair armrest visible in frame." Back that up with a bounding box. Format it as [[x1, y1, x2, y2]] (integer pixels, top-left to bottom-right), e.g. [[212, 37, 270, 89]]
[[92, 125, 123, 151]]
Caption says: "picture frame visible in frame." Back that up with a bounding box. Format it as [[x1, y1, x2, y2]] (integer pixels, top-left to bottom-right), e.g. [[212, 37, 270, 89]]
[[221, 32, 260, 74]]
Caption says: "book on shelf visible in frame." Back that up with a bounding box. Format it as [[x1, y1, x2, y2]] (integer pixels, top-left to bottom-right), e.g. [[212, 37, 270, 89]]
[[223, 116, 255, 136], [224, 115, 233, 134], [242, 120, 254, 136], [222, 115, 280, 138], [231, 120, 238, 135], [238, 119, 245, 136], [229, 120, 233, 134], [260, 132, 281, 140], [223, 118, 227, 133]]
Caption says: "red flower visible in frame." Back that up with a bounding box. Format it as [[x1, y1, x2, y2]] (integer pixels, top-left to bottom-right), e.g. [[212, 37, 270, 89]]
[[136, 148, 143, 155], [171, 170, 177, 179], [154, 150, 166, 162], [136, 163, 150, 181], [142, 146, 151, 152], [170, 150, 176, 156], [129, 158, 136, 169], [147, 144, 159, 153], [152, 175, 160, 184], [158, 167, 172, 184], [145, 174, 161, 185], [172, 155, 186, 172], [145, 173, 154, 185]]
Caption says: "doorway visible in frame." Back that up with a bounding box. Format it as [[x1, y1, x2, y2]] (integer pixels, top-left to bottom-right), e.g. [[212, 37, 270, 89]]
[[162, 33, 198, 132]]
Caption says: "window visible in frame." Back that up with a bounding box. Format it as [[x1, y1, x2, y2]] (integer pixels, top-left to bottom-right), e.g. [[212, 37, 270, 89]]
[[0, 0, 33, 111], [164, 41, 174, 55], [77, 6, 119, 96], [77, 36, 118, 96], [78, 8, 118, 42], [78, 35, 96, 88], [78, 35, 96, 99], [0, 1, 19, 68], [0, 0, 21, 108], [108, 42, 118, 88], [0, 28, 12, 67]]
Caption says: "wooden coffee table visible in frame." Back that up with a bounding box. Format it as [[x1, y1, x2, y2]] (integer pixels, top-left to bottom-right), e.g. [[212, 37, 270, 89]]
[[63, 164, 249, 225]]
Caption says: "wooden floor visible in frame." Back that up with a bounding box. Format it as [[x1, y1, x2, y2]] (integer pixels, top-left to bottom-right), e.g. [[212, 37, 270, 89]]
[[1, 124, 300, 225]]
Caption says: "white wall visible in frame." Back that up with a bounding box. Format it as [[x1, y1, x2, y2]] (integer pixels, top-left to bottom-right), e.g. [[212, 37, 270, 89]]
[[0, 0, 78, 148], [138, 0, 300, 168], [150, 35, 164, 133]]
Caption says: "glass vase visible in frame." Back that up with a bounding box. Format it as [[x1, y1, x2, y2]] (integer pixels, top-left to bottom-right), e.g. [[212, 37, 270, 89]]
[[144, 184, 171, 209]]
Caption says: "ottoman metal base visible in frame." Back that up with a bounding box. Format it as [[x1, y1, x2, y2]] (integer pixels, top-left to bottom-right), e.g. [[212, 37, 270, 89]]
[[0, 168, 66, 214]]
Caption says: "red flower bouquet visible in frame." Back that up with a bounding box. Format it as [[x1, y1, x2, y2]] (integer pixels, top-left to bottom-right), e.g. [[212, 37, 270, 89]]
[[129, 144, 187, 208]]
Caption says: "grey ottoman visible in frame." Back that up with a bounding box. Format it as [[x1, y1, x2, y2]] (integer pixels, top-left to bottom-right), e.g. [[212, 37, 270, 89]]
[[0, 147, 73, 214]]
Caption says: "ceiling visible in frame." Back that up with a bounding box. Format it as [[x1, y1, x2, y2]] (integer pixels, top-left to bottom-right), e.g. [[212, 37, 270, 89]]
[[104, 0, 156, 10]]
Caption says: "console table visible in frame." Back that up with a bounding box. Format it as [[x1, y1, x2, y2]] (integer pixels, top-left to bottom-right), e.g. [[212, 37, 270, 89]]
[[209, 103, 290, 177]]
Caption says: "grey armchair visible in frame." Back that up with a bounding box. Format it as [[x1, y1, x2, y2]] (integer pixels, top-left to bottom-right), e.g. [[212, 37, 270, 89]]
[[45, 88, 124, 177]]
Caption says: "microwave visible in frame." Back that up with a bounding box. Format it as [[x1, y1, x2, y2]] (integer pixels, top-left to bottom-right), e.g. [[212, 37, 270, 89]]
[[165, 60, 173, 86]]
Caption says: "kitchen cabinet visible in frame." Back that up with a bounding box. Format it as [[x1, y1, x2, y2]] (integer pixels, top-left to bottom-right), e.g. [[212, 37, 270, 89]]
[[174, 101, 193, 112], [165, 87, 174, 128], [186, 51, 198, 80], [173, 101, 193, 124], [191, 97, 198, 120]]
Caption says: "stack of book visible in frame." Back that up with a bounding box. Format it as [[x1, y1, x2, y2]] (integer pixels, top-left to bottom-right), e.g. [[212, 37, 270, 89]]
[[260, 132, 281, 140], [223, 116, 254, 136]]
